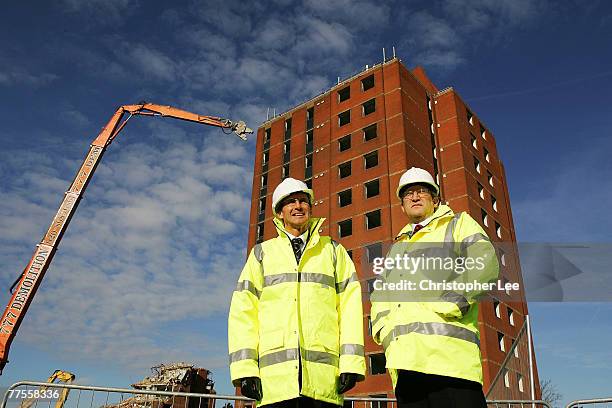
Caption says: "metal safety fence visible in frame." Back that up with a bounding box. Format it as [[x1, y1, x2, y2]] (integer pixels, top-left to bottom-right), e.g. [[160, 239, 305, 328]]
[[2, 381, 554, 408], [565, 397, 612, 408]]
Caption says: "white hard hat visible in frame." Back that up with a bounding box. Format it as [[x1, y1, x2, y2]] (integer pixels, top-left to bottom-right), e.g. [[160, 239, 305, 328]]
[[272, 178, 314, 214], [396, 167, 439, 199]]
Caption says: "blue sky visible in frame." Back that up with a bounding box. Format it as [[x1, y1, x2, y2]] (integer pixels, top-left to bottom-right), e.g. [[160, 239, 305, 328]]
[[1, 0, 611, 405]]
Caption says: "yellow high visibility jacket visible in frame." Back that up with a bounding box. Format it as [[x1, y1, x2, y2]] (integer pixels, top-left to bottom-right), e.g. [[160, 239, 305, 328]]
[[228, 217, 365, 406], [370, 205, 499, 387]]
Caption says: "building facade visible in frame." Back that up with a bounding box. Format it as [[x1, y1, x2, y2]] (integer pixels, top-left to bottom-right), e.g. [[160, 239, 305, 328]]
[[246, 58, 539, 401]]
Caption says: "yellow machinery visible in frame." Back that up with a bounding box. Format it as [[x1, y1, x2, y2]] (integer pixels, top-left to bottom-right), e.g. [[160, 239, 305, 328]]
[[19, 370, 76, 408]]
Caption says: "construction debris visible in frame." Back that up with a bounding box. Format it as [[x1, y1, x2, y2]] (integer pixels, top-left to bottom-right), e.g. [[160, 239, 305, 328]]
[[106, 363, 215, 408]]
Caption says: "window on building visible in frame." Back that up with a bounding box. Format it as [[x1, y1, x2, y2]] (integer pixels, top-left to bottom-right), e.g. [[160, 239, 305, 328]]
[[261, 173, 268, 188], [364, 151, 379, 169], [366, 242, 383, 263], [361, 74, 375, 91], [494, 300, 501, 318], [503, 369, 510, 388], [339, 134, 351, 151], [498, 332, 505, 352], [306, 130, 313, 154], [259, 197, 266, 214], [365, 179, 380, 198], [264, 128, 271, 148], [484, 147, 490, 162], [496, 222, 502, 238], [284, 118, 292, 139], [363, 123, 377, 141], [471, 133, 477, 149], [508, 307, 515, 326], [482, 209, 489, 227], [474, 157, 481, 174], [500, 249, 506, 266], [284, 141, 291, 163], [305, 154, 313, 179], [480, 124, 487, 139], [370, 395, 387, 408], [362, 98, 376, 116], [366, 278, 376, 294], [338, 189, 352, 207], [347, 249, 353, 260], [256, 223, 264, 243], [306, 107, 314, 130], [502, 276, 511, 295], [263, 151, 269, 164], [305, 178, 312, 189], [339, 219, 352, 237], [514, 340, 520, 358], [339, 161, 351, 178], [467, 109, 474, 125], [367, 316, 372, 336], [488, 171, 494, 187], [517, 373, 524, 392], [306, 130, 314, 145], [282, 164, 290, 179], [338, 110, 351, 127], [492, 195, 497, 212], [338, 86, 350, 103], [366, 209, 382, 229], [478, 182, 484, 199], [369, 353, 386, 375]]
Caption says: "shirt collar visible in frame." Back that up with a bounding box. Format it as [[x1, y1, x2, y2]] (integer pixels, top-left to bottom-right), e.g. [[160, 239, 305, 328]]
[[286, 230, 308, 242]]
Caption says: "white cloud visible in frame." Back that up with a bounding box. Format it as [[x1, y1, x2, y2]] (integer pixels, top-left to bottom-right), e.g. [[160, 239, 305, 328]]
[[60, 109, 92, 128], [0, 118, 252, 373], [61, 0, 134, 23], [0, 71, 59, 87], [126, 44, 178, 82], [304, 0, 391, 30], [442, 0, 543, 31], [398, 0, 546, 71], [253, 17, 297, 50], [294, 16, 354, 56]]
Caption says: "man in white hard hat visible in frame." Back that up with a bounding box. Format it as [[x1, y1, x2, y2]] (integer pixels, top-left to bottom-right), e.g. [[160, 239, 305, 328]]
[[228, 178, 365, 408], [370, 167, 499, 408]]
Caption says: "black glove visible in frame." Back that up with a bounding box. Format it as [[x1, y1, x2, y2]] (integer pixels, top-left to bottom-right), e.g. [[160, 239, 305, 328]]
[[337, 373, 358, 394], [240, 377, 262, 400]]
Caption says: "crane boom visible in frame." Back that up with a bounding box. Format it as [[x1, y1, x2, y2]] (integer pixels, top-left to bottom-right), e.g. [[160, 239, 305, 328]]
[[0, 103, 252, 373]]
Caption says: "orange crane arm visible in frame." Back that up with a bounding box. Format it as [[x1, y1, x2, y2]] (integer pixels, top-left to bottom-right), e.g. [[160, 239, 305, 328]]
[[0, 103, 252, 373]]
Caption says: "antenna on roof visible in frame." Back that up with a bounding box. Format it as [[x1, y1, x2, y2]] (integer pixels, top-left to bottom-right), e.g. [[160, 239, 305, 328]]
[[382, 47, 386, 62], [266, 107, 270, 121], [337, 76, 340, 84], [393, 46, 396, 59]]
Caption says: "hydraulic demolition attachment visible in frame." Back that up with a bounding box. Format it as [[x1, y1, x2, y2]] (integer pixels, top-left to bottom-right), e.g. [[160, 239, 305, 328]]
[[19, 369, 76, 408], [0, 103, 253, 373]]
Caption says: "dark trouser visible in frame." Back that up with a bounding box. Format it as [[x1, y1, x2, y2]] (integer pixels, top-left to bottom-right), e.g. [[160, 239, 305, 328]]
[[395, 370, 487, 408], [260, 397, 339, 408]]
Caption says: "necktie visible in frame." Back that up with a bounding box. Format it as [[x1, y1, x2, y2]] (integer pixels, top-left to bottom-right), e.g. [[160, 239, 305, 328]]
[[409, 224, 423, 238], [291, 238, 303, 263]]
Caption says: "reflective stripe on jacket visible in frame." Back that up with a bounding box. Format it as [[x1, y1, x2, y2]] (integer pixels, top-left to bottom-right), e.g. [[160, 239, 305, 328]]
[[370, 205, 499, 387], [228, 217, 365, 406]]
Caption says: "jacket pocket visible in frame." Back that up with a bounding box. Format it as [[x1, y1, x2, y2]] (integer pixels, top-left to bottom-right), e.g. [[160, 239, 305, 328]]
[[260, 329, 284, 353]]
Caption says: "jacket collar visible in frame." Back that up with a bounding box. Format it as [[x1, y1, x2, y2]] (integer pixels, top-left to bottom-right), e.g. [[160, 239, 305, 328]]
[[395, 205, 454, 240], [273, 217, 325, 248]]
